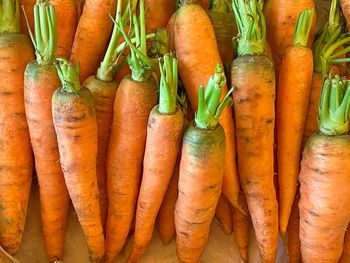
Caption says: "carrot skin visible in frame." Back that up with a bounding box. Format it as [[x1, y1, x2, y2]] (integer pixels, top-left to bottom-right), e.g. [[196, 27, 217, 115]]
[[231, 55, 278, 263], [19, 0, 35, 36], [215, 195, 233, 235], [287, 195, 301, 263], [157, 155, 180, 245], [70, 0, 116, 82], [299, 134, 350, 263], [174, 4, 240, 209], [339, 227, 350, 263], [84, 76, 118, 230], [144, 0, 176, 33], [232, 206, 249, 263], [105, 76, 157, 262], [0, 33, 34, 255], [175, 122, 225, 263], [341, 0, 350, 31], [24, 62, 69, 261], [277, 46, 313, 234], [128, 107, 184, 262], [52, 88, 105, 262]]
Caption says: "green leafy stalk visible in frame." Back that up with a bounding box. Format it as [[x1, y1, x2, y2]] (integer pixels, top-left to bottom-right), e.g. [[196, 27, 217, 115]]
[[0, 0, 20, 33], [158, 53, 178, 114], [231, 0, 266, 56], [318, 74, 350, 136], [26, 0, 56, 65], [293, 9, 313, 47], [55, 58, 81, 94], [195, 64, 233, 130]]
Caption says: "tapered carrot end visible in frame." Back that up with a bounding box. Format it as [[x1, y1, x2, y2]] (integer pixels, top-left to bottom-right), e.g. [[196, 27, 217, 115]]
[[279, 231, 289, 256]]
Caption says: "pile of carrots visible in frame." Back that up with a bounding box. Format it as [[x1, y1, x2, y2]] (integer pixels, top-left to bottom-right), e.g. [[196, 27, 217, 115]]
[[0, 0, 349, 262]]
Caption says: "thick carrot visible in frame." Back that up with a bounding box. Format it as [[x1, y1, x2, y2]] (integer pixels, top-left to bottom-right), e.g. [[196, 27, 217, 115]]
[[52, 59, 104, 262], [339, 227, 350, 263], [173, 1, 241, 211], [175, 65, 233, 263], [232, 194, 249, 263], [287, 195, 301, 263], [231, 1, 278, 262], [157, 155, 180, 245], [127, 53, 184, 263], [299, 75, 350, 263], [215, 195, 233, 235], [70, 0, 116, 81], [24, 3, 69, 261], [0, 0, 34, 255], [105, 2, 158, 261], [276, 10, 314, 236], [144, 0, 175, 33], [264, 0, 316, 71]]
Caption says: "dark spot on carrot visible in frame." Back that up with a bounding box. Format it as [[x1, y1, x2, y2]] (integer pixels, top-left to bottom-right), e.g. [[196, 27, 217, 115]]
[[67, 114, 86, 122], [0, 90, 13, 96], [309, 211, 319, 217], [202, 183, 220, 192]]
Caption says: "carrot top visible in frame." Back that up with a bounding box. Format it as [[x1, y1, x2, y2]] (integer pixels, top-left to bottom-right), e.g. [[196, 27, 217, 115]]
[[195, 64, 233, 130], [0, 0, 20, 34], [293, 9, 314, 47], [231, 0, 266, 56], [318, 74, 350, 136], [25, 0, 56, 65], [115, 0, 153, 83], [158, 53, 178, 114], [55, 58, 81, 94]]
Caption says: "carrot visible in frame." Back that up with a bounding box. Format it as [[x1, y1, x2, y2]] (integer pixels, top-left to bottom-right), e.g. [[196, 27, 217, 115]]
[[276, 10, 314, 236], [232, 193, 249, 263], [0, 0, 34, 255], [341, 0, 350, 31], [52, 59, 104, 262], [299, 74, 350, 263], [231, 1, 278, 262], [24, 3, 69, 261], [127, 53, 184, 263], [70, 0, 117, 82], [173, 1, 241, 211], [19, 0, 35, 36], [215, 195, 233, 235], [144, 0, 175, 33], [105, 2, 158, 261], [175, 65, 233, 263], [339, 227, 350, 263], [157, 155, 180, 245], [286, 194, 301, 263], [263, 0, 316, 72]]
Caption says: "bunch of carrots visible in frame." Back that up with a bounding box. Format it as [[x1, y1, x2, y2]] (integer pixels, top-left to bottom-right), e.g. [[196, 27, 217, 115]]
[[0, 0, 350, 262]]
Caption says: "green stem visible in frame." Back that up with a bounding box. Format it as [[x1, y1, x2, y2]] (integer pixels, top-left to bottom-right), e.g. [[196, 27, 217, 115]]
[[0, 0, 20, 33], [158, 53, 178, 114], [27, 1, 56, 65], [318, 74, 350, 136], [293, 9, 313, 47], [232, 0, 265, 56], [195, 64, 233, 130], [55, 58, 81, 94]]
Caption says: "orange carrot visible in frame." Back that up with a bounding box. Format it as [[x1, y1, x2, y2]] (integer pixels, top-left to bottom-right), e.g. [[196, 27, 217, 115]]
[[299, 75, 350, 263], [287, 195, 301, 263], [264, 0, 316, 72], [105, 3, 158, 261], [144, 0, 175, 33], [0, 0, 34, 255], [231, 1, 278, 261], [24, 3, 69, 260], [173, 1, 241, 211], [276, 10, 314, 236], [339, 227, 350, 263], [157, 155, 180, 245], [215, 195, 233, 235], [70, 0, 116, 81], [341, 0, 350, 31], [52, 59, 104, 262], [175, 65, 233, 262]]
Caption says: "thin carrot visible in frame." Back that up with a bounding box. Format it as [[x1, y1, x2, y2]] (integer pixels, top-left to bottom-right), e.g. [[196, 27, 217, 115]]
[[276, 10, 314, 236], [263, 0, 316, 72], [173, 0, 241, 211], [105, 2, 158, 261], [231, 1, 278, 261], [52, 59, 104, 262], [127, 53, 184, 263], [215, 195, 233, 235], [299, 74, 350, 262], [24, 2, 69, 261], [286, 194, 301, 263], [339, 227, 350, 263], [144, 0, 175, 33], [0, 0, 34, 255], [175, 65, 233, 263]]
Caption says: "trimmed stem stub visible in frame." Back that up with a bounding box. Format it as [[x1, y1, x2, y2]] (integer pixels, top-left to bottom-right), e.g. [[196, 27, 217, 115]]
[[293, 9, 313, 47], [54, 58, 81, 94], [0, 0, 20, 34], [318, 74, 350, 136]]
